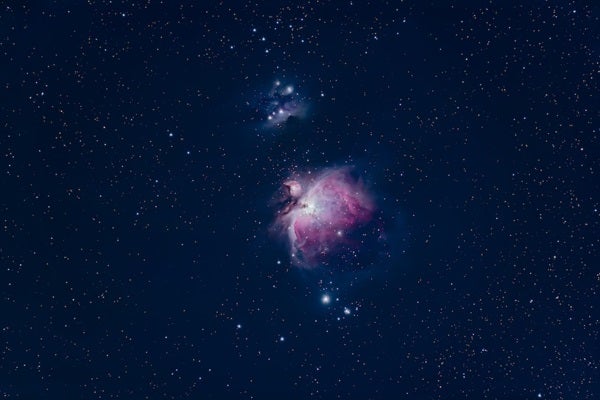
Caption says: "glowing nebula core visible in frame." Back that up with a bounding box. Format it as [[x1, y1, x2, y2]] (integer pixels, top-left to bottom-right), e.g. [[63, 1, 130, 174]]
[[273, 167, 375, 267]]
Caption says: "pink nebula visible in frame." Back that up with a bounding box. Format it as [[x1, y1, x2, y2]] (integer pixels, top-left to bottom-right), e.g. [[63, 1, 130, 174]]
[[283, 180, 303, 198], [274, 167, 375, 267]]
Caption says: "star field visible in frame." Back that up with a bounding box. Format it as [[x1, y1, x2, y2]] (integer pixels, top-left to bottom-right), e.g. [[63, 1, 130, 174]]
[[0, 1, 598, 399]]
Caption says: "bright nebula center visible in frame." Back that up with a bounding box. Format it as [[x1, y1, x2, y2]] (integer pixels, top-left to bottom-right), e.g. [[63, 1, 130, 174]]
[[274, 167, 375, 267]]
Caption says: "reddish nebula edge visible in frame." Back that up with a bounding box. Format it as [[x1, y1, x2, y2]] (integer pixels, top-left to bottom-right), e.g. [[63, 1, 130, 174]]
[[273, 167, 375, 267]]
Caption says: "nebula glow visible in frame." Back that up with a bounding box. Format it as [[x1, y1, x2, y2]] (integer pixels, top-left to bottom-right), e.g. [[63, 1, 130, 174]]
[[273, 167, 375, 267], [259, 80, 308, 128]]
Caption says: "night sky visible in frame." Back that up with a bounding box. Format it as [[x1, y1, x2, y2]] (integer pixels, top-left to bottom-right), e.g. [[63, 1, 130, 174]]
[[1, 1, 598, 399]]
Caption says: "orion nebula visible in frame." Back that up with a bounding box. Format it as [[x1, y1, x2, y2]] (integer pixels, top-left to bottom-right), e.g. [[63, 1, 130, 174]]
[[273, 167, 376, 268]]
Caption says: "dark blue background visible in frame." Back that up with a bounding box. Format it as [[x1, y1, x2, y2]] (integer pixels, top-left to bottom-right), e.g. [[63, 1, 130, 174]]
[[1, 1, 597, 398]]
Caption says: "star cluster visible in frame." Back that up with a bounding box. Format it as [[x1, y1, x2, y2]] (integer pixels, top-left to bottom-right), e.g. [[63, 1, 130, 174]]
[[255, 79, 309, 128]]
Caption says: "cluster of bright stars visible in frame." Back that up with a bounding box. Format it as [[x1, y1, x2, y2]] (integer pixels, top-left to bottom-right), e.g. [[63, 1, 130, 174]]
[[321, 294, 353, 316]]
